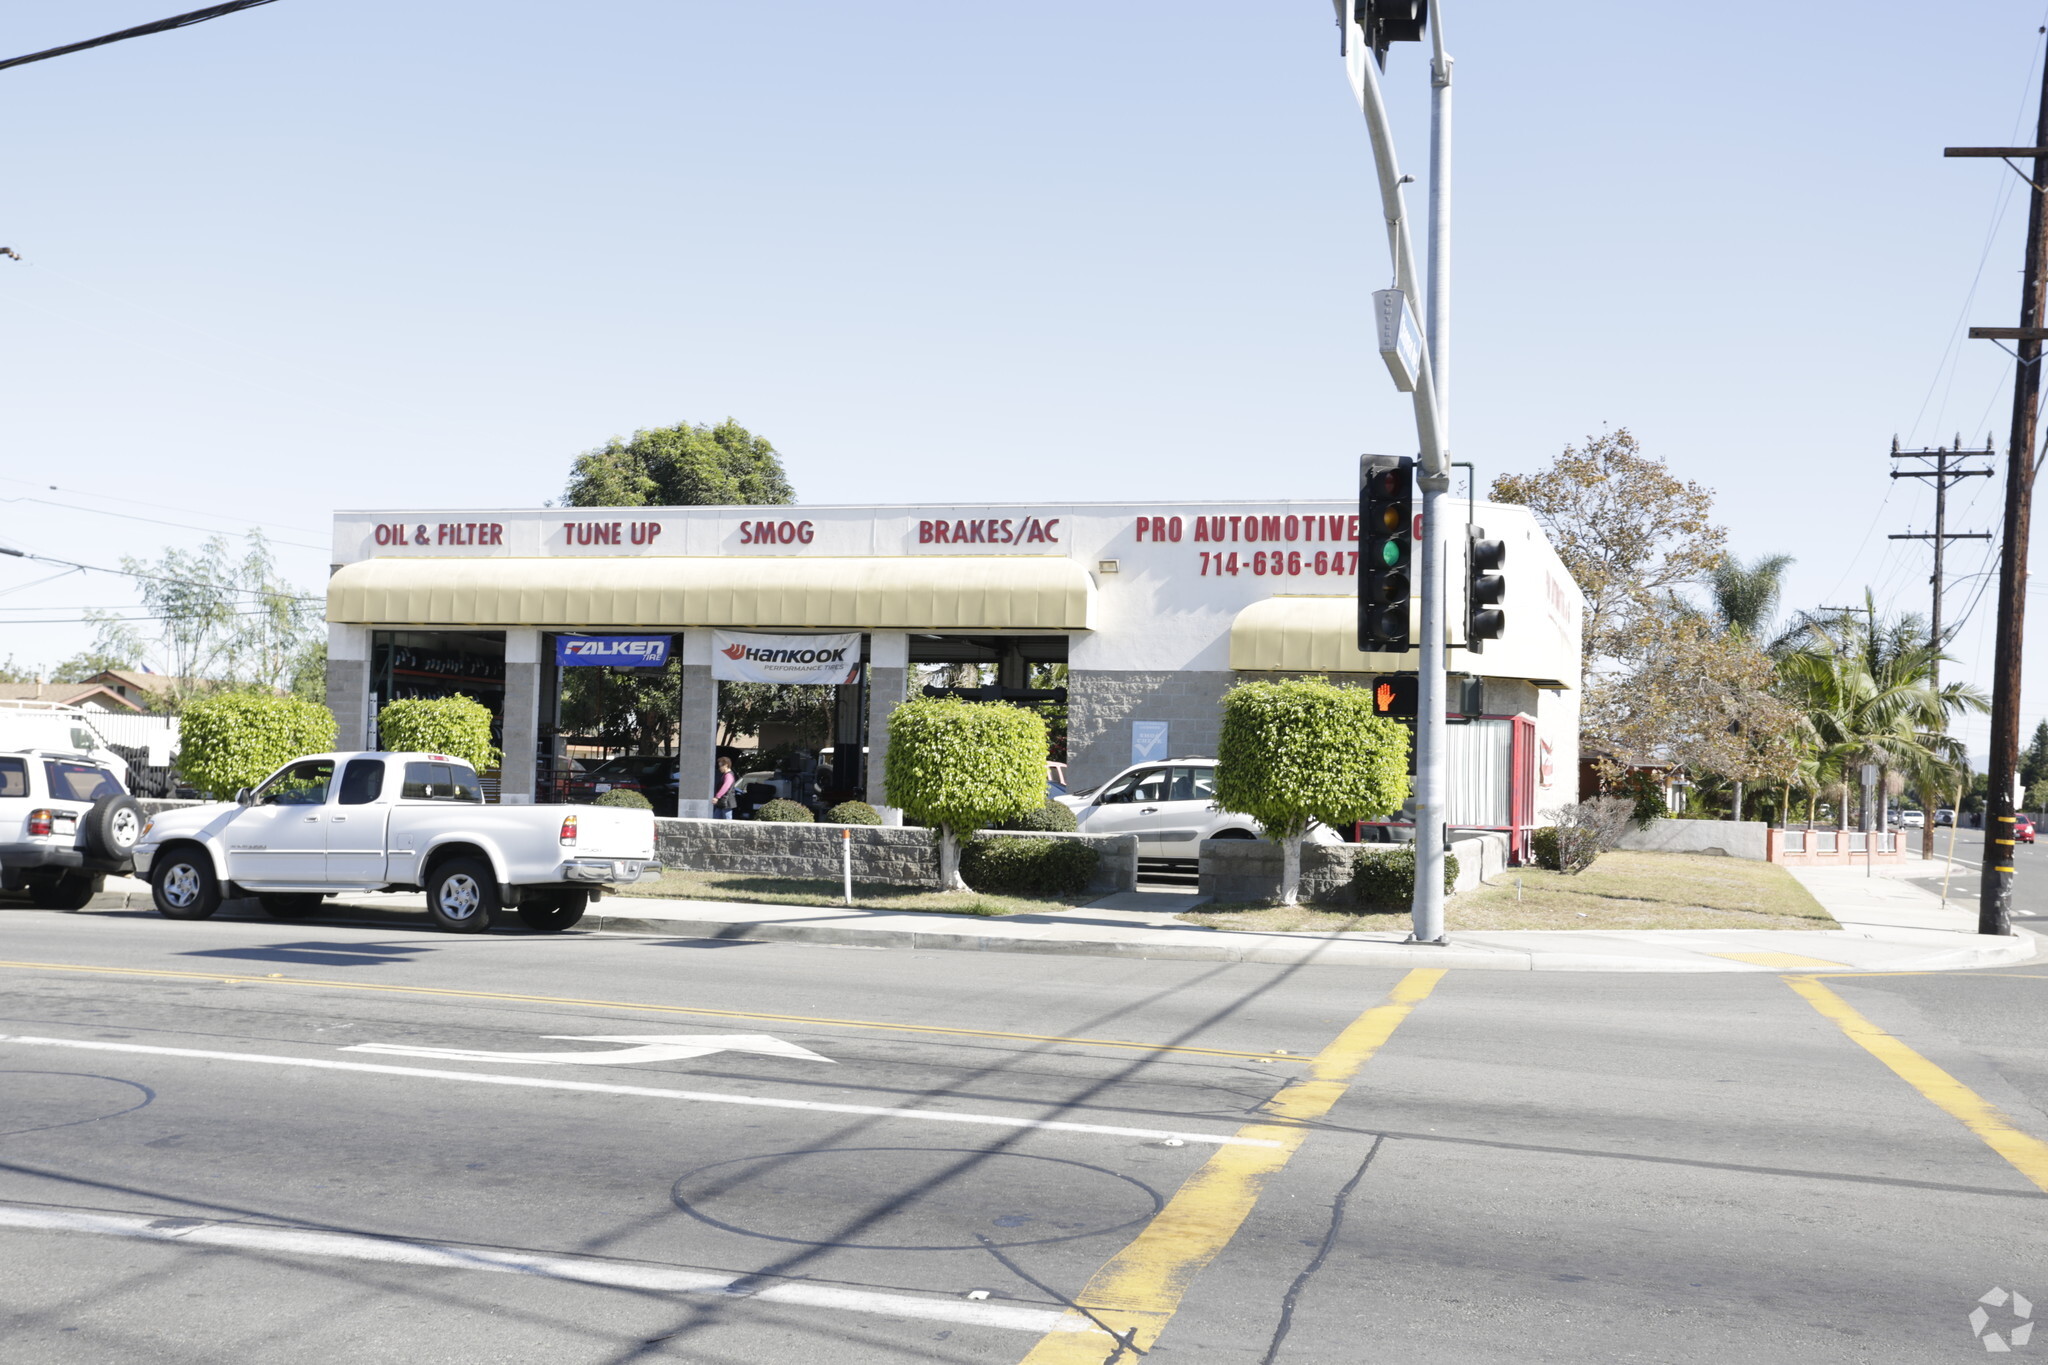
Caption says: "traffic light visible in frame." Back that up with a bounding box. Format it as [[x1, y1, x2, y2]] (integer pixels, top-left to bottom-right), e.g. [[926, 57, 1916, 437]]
[[1371, 675, 1418, 719], [1466, 526, 1506, 651], [1355, 0, 1428, 66], [1358, 455, 1414, 652]]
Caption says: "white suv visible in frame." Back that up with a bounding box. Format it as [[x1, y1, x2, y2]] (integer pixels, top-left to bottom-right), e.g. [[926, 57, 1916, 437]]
[[1058, 758, 1343, 858], [0, 750, 146, 910]]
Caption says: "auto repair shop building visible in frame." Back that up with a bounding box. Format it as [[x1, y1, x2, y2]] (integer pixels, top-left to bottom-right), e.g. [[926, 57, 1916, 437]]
[[325, 500, 1582, 852]]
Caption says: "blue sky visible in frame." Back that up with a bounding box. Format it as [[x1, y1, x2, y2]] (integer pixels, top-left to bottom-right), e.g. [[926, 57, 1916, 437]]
[[2, 0, 2045, 762]]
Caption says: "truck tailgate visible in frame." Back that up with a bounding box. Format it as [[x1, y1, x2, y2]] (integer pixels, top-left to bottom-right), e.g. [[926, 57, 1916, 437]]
[[562, 805, 656, 860]]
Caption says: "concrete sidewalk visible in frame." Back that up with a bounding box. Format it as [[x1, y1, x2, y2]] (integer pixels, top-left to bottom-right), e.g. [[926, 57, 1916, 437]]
[[65, 861, 2045, 973]]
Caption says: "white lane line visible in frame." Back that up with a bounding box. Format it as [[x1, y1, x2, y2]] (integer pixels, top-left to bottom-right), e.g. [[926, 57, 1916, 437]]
[[0, 1204, 1088, 1335], [0, 1034, 1281, 1149]]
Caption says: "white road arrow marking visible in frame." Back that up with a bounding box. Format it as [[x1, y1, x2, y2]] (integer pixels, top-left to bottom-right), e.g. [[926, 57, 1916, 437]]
[[339, 1033, 834, 1066]]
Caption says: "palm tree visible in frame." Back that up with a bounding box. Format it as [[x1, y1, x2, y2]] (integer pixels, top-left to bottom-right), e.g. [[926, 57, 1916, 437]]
[[1777, 613, 1985, 842], [1710, 553, 1794, 639]]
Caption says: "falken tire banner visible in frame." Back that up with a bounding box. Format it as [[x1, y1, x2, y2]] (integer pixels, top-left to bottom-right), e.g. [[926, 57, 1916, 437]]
[[710, 631, 862, 685], [555, 635, 672, 668]]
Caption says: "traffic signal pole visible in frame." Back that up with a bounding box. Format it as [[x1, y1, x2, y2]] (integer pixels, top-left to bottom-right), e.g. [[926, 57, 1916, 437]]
[[1337, 2, 1452, 942]]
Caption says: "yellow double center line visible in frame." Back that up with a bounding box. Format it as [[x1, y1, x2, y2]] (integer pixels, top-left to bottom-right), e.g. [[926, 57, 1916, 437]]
[[1016, 968, 1446, 1361]]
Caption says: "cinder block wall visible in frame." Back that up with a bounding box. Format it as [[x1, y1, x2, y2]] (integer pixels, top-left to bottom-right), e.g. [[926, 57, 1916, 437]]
[[1198, 842, 1356, 906], [1065, 669, 1235, 791], [653, 820, 1137, 894]]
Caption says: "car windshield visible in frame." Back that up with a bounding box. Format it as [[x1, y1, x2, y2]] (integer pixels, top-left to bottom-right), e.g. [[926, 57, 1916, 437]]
[[43, 761, 122, 803]]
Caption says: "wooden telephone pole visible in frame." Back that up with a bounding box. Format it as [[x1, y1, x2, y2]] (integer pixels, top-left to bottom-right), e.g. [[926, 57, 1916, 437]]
[[1888, 437, 1992, 857], [1948, 29, 2048, 936]]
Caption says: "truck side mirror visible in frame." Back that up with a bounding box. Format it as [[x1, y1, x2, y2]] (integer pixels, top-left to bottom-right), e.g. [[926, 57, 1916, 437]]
[[235, 789, 255, 806]]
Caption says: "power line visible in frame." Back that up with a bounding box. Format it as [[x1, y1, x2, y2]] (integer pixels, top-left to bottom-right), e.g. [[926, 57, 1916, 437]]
[[0, 495, 325, 551], [0, 546, 320, 604], [0, 1, 283, 75], [0, 475, 327, 537]]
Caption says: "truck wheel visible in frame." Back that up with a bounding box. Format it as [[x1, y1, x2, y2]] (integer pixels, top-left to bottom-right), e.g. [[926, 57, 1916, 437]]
[[84, 795, 147, 864], [425, 858, 497, 932], [29, 871, 100, 911], [258, 893, 324, 918], [152, 851, 222, 920], [517, 891, 588, 932]]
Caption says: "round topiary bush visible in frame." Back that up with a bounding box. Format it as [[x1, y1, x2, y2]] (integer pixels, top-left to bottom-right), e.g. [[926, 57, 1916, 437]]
[[958, 836, 1098, 897], [593, 788, 653, 810], [755, 798, 815, 823], [824, 800, 882, 825], [997, 799, 1078, 833], [176, 693, 337, 800]]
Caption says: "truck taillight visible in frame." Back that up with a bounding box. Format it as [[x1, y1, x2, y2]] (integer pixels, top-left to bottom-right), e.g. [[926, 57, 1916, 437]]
[[28, 809, 53, 837], [560, 814, 578, 845]]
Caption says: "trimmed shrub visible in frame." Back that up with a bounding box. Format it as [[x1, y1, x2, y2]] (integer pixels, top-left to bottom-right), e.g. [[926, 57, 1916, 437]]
[[1531, 827, 1562, 871], [959, 836, 1098, 898], [1352, 845, 1460, 909], [755, 798, 814, 823], [1217, 677, 1410, 905], [997, 799, 1079, 833], [376, 695, 501, 771], [176, 693, 336, 800], [884, 697, 1048, 888], [594, 788, 653, 810], [824, 800, 883, 825]]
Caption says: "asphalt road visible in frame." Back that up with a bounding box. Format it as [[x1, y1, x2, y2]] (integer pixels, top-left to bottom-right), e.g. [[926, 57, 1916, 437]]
[[1893, 826, 2048, 924], [1, 904, 2045, 1363]]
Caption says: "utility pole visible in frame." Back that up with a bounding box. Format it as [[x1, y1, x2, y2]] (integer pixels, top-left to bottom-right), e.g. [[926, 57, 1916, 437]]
[[1887, 435, 1993, 858], [1947, 28, 2048, 937]]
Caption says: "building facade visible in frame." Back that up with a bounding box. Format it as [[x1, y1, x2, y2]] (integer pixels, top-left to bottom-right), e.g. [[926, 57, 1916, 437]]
[[325, 499, 1582, 850]]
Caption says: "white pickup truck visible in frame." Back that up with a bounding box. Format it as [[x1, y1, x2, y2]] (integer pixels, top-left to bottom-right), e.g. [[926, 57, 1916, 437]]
[[133, 751, 661, 932]]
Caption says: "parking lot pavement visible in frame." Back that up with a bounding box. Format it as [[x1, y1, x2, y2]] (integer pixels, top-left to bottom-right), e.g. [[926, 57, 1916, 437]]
[[2, 909, 2047, 1362]]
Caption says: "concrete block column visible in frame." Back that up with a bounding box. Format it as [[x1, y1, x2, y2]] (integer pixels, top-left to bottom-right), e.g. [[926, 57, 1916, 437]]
[[500, 629, 541, 804], [866, 631, 910, 808], [326, 624, 372, 750], [677, 630, 718, 819]]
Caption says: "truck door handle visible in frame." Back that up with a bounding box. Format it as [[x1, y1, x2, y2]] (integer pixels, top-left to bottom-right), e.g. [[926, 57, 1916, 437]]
[[331, 816, 346, 823], [1140, 806, 1157, 814], [303, 816, 319, 823]]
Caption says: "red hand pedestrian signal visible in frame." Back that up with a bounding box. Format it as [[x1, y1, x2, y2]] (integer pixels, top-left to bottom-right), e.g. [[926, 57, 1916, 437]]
[[1370, 675, 1417, 718], [1376, 682, 1395, 713]]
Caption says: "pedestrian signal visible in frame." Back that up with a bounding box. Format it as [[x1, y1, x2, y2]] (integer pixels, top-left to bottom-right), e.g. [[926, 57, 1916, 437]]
[[1370, 675, 1418, 718]]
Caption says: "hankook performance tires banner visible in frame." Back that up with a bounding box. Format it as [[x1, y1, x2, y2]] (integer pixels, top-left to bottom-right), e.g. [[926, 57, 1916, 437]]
[[710, 631, 862, 685]]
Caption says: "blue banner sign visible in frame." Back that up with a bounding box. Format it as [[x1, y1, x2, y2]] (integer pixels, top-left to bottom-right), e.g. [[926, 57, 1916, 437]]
[[555, 635, 671, 668]]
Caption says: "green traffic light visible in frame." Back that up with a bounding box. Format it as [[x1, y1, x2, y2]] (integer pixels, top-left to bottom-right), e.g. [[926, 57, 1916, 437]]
[[1379, 540, 1402, 567]]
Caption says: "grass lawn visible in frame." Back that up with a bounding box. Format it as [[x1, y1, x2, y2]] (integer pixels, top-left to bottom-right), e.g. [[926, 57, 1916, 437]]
[[605, 868, 1087, 918], [1181, 850, 1837, 933]]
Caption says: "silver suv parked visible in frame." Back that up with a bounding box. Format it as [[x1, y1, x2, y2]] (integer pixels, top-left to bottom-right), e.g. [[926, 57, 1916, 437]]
[[1057, 758, 1344, 858], [0, 750, 146, 910]]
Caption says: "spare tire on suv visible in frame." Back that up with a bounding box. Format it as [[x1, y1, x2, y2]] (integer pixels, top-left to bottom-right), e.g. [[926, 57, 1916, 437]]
[[83, 794, 146, 866]]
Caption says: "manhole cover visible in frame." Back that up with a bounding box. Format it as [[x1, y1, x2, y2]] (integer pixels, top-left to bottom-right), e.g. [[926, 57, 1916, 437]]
[[670, 1146, 1163, 1251]]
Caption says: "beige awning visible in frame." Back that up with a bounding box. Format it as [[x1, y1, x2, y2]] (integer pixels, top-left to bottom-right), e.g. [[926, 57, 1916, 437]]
[[1230, 595, 1575, 689], [326, 555, 1093, 631]]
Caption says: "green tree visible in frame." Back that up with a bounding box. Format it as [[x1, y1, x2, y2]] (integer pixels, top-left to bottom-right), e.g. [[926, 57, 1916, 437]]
[[1491, 428, 1726, 668], [0, 656, 36, 684], [883, 698, 1047, 889], [1710, 553, 1794, 639], [563, 418, 793, 509], [557, 419, 796, 753], [289, 638, 328, 707], [176, 693, 336, 799], [376, 695, 501, 771], [2021, 720, 2048, 795], [1214, 677, 1410, 905], [66, 532, 320, 711], [50, 648, 142, 684]]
